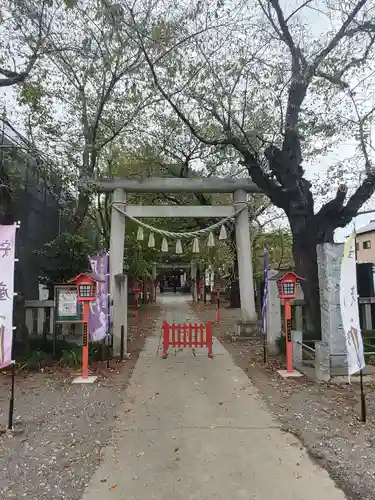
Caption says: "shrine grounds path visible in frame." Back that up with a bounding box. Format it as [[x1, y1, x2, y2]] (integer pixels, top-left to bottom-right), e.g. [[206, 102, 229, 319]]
[[80, 294, 346, 500]]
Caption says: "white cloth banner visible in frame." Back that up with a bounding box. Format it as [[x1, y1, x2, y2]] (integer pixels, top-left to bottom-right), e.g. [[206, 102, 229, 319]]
[[0, 225, 16, 369], [339, 232, 365, 376]]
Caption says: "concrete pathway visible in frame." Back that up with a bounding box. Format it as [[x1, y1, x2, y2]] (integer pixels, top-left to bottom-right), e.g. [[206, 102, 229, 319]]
[[80, 294, 346, 500]]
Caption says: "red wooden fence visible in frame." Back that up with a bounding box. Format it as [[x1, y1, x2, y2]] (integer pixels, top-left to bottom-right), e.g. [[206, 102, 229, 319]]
[[162, 321, 214, 359]]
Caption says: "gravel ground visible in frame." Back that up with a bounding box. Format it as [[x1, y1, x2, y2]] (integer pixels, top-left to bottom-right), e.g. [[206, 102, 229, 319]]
[[0, 304, 160, 500], [192, 301, 375, 500]]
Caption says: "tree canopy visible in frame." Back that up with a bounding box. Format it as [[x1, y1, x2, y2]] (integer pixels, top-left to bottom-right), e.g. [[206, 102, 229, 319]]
[[3, 0, 375, 334]]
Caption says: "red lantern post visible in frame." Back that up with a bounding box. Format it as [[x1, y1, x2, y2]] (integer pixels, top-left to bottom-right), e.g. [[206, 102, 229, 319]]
[[277, 272, 304, 373], [68, 272, 103, 383]]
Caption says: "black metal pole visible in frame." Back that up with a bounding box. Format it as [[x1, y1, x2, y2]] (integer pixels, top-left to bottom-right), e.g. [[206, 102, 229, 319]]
[[106, 335, 110, 369], [360, 368, 366, 423], [263, 334, 267, 364], [354, 228, 367, 423], [8, 362, 15, 430], [120, 325, 124, 362]]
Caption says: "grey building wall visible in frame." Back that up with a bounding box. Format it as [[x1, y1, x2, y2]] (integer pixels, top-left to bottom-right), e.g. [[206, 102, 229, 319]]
[[1, 128, 69, 299]]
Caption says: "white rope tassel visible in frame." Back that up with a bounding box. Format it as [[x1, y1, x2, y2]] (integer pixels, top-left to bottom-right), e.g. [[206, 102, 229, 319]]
[[175, 239, 183, 254], [219, 224, 227, 240], [161, 237, 169, 252], [137, 226, 144, 241], [192, 237, 200, 253], [148, 232, 155, 248], [207, 231, 215, 247]]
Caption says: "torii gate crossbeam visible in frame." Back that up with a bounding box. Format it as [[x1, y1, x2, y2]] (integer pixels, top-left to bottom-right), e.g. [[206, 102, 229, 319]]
[[90, 178, 260, 355]]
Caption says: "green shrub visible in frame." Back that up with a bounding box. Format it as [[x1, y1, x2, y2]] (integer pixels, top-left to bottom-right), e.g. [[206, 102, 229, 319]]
[[277, 334, 286, 355], [59, 348, 82, 367], [14, 337, 107, 371]]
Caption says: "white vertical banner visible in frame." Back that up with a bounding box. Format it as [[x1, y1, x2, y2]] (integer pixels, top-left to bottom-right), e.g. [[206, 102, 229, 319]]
[[339, 232, 365, 377], [0, 224, 17, 369]]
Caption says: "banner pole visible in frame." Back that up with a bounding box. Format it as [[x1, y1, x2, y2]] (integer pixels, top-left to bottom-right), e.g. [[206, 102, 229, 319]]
[[353, 222, 367, 423], [360, 368, 366, 423], [107, 334, 111, 368], [7, 361, 15, 430], [261, 248, 269, 363]]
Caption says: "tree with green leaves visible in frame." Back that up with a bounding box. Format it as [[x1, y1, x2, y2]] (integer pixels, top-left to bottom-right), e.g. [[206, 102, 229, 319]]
[[252, 229, 294, 279], [122, 0, 375, 335], [0, 0, 86, 88], [2, 0, 162, 229], [35, 232, 94, 297]]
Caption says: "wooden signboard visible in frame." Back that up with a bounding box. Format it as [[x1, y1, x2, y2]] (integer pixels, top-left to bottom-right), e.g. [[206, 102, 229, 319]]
[[54, 285, 83, 323]]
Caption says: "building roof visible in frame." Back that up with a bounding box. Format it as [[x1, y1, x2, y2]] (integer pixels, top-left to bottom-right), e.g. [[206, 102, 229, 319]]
[[356, 220, 375, 235]]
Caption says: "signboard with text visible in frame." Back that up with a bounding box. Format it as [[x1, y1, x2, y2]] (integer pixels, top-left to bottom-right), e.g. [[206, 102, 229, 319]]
[[55, 285, 83, 323]]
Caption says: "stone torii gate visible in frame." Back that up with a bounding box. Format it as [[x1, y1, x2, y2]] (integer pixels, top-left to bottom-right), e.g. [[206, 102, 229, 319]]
[[93, 177, 262, 354]]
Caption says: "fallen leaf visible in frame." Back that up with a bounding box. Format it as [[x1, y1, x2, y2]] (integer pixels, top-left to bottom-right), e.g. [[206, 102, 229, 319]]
[[111, 484, 117, 489], [137, 452, 145, 457]]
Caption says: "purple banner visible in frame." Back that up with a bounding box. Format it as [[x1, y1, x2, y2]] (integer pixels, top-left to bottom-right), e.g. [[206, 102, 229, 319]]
[[88, 253, 109, 341]]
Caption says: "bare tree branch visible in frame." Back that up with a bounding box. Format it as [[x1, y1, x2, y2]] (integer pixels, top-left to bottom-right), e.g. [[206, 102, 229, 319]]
[[308, 0, 370, 76]]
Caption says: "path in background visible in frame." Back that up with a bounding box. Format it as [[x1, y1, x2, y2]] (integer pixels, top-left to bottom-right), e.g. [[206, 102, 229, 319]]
[[80, 293, 346, 500]]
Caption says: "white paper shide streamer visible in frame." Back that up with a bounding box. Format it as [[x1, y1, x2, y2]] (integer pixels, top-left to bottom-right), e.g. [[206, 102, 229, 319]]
[[339, 232, 365, 377], [192, 237, 200, 253], [148, 232, 155, 248], [207, 232, 215, 247], [219, 224, 227, 240], [136, 226, 144, 241], [161, 237, 168, 252], [175, 239, 183, 254]]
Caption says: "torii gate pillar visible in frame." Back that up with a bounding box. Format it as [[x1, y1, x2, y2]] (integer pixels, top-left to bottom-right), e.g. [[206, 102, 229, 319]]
[[109, 188, 127, 354], [234, 189, 257, 330]]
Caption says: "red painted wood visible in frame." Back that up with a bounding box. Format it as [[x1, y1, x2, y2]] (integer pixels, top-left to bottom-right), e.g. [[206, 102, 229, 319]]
[[162, 321, 169, 358], [199, 323, 204, 347], [160, 320, 214, 358]]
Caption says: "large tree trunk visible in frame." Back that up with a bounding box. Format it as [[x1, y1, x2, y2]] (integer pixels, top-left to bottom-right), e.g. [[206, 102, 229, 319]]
[[292, 234, 321, 338], [289, 211, 321, 339]]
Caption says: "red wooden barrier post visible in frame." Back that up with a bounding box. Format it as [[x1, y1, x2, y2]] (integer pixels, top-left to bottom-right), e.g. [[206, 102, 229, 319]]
[[161, 320, 214, 358], [162, 320, 169, 359]]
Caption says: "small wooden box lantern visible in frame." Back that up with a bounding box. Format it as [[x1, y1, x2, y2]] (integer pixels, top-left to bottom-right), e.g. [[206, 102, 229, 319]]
[[68, 273, 101, 302], [277, 271, 304, 300]]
